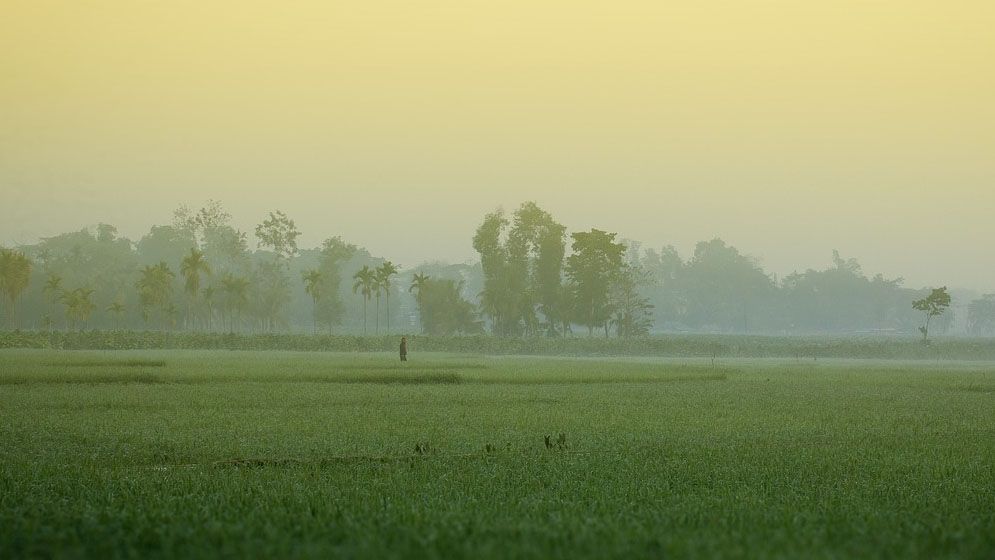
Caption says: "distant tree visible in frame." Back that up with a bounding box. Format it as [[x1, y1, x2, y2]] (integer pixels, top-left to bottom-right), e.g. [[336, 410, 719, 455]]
[[43, 274, 63, 328], [413, 277, 483, 336], [62, 287, 96, 330], [136, 262, 176, 329], [566, 229, 626, 337], [202, 285, 216, 331], [173, 200, 233, 246], [352, 266, 376, 335], [967, 295, 995, 336], [473, 203, 566, 337], [608, 264, 654, 337], [376, 261, 399, 333], [220, 274, 250, 333], [137, 225, 197, 267], [202, 225, 249, 277], [310, 237, 357, 333], [473, 210, 516, 336], [302, 269, 323, 334], [409, 272, 429, 299], [252, 260, 292, 331], [180, 248, 210, 330], [254, 211, 300, 331], [0, 248, 33, 328], [508, 202, 567, 336], [681, 239, 775, 332], [106, 301, 126, 329], [255, 211, 301, 261], [912, 287, 952, 344]]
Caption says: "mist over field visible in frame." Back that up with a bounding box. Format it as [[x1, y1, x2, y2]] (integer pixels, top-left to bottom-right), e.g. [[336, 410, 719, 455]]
[[3, 2, 995, 559], [3, 1, 994, 295]]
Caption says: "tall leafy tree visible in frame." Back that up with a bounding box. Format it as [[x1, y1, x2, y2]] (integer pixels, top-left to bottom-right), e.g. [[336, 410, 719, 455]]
[[311, 237, 357, 333], [566, 229, 625, 337], [507, 202, 566, 336], [681, 239, 775, 332], [254, 211, 300, 330], [473, 203, 566, 336], [608, 264, 654, 337]]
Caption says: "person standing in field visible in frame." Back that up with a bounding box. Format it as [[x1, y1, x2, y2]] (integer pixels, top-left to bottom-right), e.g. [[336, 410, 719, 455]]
[[399, 336, 408, 362]]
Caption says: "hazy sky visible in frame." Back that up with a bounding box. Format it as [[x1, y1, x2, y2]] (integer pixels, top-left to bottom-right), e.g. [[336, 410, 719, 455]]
[[2, 1, 993, 291]]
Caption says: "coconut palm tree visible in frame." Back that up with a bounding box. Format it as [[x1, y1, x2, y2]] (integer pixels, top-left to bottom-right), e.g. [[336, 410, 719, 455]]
[[409, 272, 429, 301], [61, 287, 95, 330], [352, 266, 375, 335], [0, 248, 32, 328], [302, 269, 323, 333], [106, 301, 126, 329], [43, 273, 63, 330], [376, 261, 399, 333], [137, 262, 175, 329], [180, 249, 210, 330]]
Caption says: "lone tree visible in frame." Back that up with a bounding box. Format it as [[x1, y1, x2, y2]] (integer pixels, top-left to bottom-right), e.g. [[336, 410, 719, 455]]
[[912, 286, 951, 344]]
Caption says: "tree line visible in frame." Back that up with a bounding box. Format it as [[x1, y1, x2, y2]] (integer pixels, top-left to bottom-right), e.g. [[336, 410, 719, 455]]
[[0, 200, 988, 337]]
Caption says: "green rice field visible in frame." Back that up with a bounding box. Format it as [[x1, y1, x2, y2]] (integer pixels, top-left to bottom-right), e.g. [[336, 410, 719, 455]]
[[1, 350, 993, 558]]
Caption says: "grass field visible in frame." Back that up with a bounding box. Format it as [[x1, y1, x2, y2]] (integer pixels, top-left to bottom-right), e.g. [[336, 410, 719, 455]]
[[2, 350, 994, 558]]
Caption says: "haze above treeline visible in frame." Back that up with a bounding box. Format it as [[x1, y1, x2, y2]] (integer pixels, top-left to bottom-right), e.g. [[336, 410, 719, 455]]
[[4, 1, 994, 294], [2, 200, 994, 337]]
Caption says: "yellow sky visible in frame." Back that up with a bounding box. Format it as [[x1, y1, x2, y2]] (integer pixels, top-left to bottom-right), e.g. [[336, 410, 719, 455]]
[[2, 0, 993, 290]]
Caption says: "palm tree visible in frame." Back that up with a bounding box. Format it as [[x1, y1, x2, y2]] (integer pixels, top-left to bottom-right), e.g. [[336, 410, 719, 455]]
[[43, 274, 63, 330], [302, 269, 323, 334], [220, 273, 249, 333], [409, 272, 429, 301], [60, 290, 78, 331], [61, 287, 95, 330], [75, 288, 96, 329], [0, 248, 33, 328], [106, 301, 126, 329], [352, 266, 375, 335], [180, 249, 210, 330], [136, 262, 175, 329], [376, 261, 399, 333]]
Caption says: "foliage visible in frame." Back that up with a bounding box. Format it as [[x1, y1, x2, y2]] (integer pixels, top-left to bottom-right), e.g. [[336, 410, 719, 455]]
[[473, 203, 566, 337], [912, 286, 951, 344], [566, 229, 626, 336], [254, 210, 301, 261], [136, 262, 176, 328], [0, 200, 986, 337], [967, 294, 995, 336], [608, 264, 654, 337], [410, 277, 483, 336], [0, 247, 33, 327], [352, 265, 376, 335]]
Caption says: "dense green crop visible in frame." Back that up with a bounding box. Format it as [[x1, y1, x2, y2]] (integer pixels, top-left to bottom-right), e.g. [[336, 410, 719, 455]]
[[1, 350, 993, 558], [5, 330, 995, 360]]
